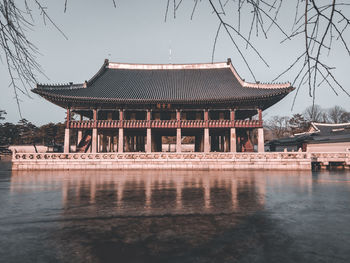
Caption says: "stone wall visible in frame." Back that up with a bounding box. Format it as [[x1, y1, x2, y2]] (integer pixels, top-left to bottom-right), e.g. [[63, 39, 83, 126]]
[[12, 152, 312, 171]]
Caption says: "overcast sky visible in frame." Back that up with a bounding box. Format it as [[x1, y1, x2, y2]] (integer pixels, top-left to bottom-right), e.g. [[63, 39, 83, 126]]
[[1, 0, 349, 125]]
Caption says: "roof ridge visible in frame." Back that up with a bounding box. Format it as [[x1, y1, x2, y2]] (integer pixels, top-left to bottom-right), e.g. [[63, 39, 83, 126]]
[[107, 61, 230, 70], [312, 122, 350, 126]]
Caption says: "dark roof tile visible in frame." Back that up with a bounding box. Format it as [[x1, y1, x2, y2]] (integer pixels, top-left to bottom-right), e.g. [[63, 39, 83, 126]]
[[33, 61, 294, 106]]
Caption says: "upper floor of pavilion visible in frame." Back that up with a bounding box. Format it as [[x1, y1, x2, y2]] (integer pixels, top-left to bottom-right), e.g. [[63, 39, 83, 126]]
[[32, 58, 294, 112]]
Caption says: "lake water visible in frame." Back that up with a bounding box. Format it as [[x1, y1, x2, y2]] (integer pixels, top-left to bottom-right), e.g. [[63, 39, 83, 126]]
[[0, 162, 350, 262]]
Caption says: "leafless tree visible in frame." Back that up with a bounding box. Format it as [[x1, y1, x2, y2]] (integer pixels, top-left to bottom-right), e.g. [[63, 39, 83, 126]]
[[1, 1, 350, 118], [303, 104, 327, 123], [266, 115, 291, 138], [339, 111, 350, 123], [0, 0, 68, 118], [327, 105, 346, 123], [167, 0, 350, 109]]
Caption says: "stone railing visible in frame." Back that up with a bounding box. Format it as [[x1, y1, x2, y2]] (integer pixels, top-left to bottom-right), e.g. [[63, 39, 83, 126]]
[[15, 152, 350, 163], [12, 152, 313, 170], [69, 120, 263, 129], [310, 152, 350, 165], [13, 152, 310, 161]]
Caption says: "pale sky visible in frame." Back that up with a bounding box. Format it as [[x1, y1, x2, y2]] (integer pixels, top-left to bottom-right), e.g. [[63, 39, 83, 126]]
[[1, 0, 349, 125]]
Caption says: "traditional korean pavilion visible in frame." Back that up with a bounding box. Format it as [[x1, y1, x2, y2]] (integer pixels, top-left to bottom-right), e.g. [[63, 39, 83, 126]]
[[32, 58, 294, 153]]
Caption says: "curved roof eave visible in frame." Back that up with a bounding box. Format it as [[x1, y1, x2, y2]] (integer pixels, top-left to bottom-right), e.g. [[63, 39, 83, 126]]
[[32, 58, 294, 107]]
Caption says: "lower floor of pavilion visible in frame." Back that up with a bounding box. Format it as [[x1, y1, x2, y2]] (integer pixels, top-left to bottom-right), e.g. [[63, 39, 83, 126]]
[[64, 127, 265, 153]]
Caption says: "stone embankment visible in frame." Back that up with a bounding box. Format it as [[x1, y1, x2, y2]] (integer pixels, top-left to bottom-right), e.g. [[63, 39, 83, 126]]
[[11, 152, 317, 171]]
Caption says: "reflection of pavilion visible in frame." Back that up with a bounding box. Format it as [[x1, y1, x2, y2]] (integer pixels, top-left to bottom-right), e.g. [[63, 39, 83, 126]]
[[11, 171, 267, 213], [11, 170, 311, 216], [9, 171, 314, 262]]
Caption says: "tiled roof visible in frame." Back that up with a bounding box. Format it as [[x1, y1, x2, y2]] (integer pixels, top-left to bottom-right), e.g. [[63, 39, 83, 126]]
[[32, 59, 294, 106], [267, 122, 350, 146], [311, 122, 350, 135]]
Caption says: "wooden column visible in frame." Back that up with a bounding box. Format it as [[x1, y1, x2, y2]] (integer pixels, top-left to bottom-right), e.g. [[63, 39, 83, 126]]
[[176, 109, 181, 152], [64, 108, 71, 153], [91, 109, 98, 153], [230, 109, 237, 152], [118, 110, 124, 152], [204, 109, 210, 152], [146, 109, 152, 152]]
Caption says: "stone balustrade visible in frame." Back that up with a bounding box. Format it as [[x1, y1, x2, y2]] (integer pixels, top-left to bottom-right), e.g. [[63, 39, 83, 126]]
[[12, 152, 312, 171], [311, 152, 350, 165], [69, 119, 263, 129], [13, 152, 311, 161]]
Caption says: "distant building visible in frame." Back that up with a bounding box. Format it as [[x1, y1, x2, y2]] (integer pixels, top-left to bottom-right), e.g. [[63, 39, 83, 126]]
[[267, 122, 350, 152], [32, 59, 293, 153]]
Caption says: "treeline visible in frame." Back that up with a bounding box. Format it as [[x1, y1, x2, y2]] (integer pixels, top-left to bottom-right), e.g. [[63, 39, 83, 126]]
[[266, 105, 350, 139], [0, 111, 67, 146]]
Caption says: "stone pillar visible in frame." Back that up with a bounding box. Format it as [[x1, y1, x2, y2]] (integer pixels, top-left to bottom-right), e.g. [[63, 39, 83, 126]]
[[91, 109, 98, 153], [176, 128, 181, 152], [118, 110, 124, 152], [64, 128, 70, 153], [258, 128, 265, 152], [146, 109, 152, 152], [176, 109, 181, 152], [204, 109, 210, 152], [204, 128, 210, 152], [92, 128, 98, 153], [146, 128, 152, 152], [230, 109, 236, 152], [118, 129, 124, 152], [64, 108, 71, 153], [230, 128, 237, 152], [257, 108, 264, 152]]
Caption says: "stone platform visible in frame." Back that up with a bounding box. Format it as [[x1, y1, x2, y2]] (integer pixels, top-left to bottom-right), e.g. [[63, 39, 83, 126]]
[[12, 152, 313, 171]]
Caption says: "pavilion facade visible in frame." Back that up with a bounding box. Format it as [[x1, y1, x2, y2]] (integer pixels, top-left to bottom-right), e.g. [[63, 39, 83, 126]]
[[32, 59, 294, 154]]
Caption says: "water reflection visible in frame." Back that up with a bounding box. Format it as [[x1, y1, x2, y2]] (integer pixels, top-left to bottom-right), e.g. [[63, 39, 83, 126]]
[[8, 170, 350, 263], [10, 171, 315, 211], [11, 171, 274, 215]]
